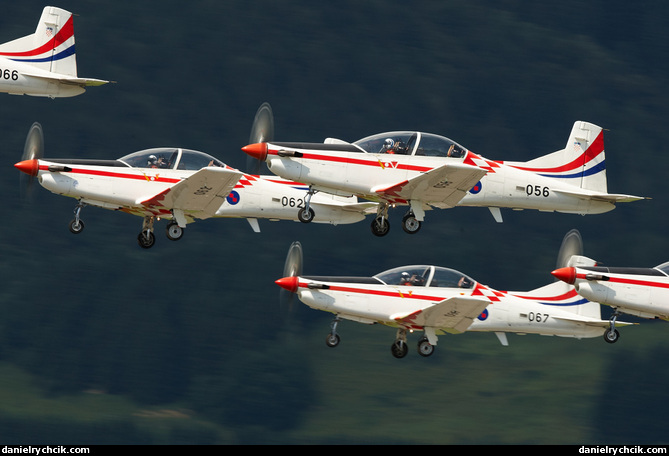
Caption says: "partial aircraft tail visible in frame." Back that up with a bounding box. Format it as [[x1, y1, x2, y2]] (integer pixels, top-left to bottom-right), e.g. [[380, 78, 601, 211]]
[[514, 280, 602, 320], [0, 7, 78, 76], [510, 121, 608, 193]]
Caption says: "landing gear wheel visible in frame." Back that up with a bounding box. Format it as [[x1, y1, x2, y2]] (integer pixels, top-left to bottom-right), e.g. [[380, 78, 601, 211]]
[[603, 328, 620, 344], [417, 339, 434, 357], [68, 219, 84, 234], [325, 333, 340, 348], [137, 231, 156, 249], [402, 212, 422, 234], [391, 340, 408, 359], [371, 217, 390, 237], [298, 207, 315, 223], [166, 222, 184, 241]]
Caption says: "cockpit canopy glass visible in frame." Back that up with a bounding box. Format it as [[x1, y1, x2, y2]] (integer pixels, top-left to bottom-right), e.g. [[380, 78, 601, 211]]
[[374, 265, 475, 289], [655, 262, 669, 275], [118, 148, 225, 170], [353, 131, 468, 158]]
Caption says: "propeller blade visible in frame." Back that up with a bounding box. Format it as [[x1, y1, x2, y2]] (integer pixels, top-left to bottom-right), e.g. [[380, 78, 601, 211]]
[[279, 241, 303, 312], [246, 102, 274, 174], [19, 122, 44, 200], [555, 229, 583, 272]]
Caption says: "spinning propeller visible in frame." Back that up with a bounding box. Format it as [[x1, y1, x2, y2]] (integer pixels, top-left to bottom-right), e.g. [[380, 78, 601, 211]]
[[18, 122, 44, 200], [555, 229, 583, 273], [246, 102, 274, 174], [277, 241, 303, 312]]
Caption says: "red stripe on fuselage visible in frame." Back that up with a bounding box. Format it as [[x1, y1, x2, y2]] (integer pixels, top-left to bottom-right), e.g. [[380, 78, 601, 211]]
[[38, 164, 182, 184], [298, 281, 482, 302], [267, 149, 433, 173], [576, 273, 669, 289]]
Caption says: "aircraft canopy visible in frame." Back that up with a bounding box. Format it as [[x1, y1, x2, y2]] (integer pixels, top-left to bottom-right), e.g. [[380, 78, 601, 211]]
[[374, 265, 475, 289], [119, 148, 224, 170], [353, 131, 468, 158]]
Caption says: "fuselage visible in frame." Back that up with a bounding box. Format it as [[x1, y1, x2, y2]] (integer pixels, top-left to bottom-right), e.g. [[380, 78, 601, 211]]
[[21, 148, 370, 226], [562, 264, 669, 320], [290, 265, 609, 341], [258, 138, 616, 215]]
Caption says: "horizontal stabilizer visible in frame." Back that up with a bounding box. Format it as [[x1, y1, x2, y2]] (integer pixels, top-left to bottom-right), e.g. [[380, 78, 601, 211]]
[[23, 72, 110, 87], [552, 188, 646, 203]]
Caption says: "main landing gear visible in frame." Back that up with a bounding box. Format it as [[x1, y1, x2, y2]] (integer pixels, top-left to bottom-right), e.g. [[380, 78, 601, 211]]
[[604, 310, 621, 344], [323, 316, 436, 358], [137, 217, 186, 249], [297, 186, 316, 223], [66, 201, 186, 249], [370, 204, 423, 237]]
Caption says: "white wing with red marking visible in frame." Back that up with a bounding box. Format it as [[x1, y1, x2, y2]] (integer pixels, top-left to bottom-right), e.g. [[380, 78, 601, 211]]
[[392, 295, 490, 333], [139, 167, 243, 219], [372, 163, 487, 207]]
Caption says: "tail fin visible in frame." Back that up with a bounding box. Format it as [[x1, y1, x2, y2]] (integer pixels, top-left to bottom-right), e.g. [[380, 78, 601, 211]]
[[511, 121, 608, 193], [0, 7, 77, 76]]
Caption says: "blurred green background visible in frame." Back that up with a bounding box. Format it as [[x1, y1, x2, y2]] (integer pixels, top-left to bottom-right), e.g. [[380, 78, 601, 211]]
[[0, 0, 667, 444]]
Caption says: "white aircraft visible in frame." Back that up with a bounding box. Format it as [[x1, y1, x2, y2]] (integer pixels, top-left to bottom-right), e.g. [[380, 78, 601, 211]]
[[552, 237, 669, 330], [0, 6, 108, 98], [243, 120, 645, 236], [275, 230, 633, 358], [14, 104, 375, 248]]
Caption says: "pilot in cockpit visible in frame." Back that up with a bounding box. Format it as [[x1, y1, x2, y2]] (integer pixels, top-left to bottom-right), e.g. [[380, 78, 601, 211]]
[[148, 155, 170, 168], [381, 138, 409, 155], [400, 272, 425, 286]]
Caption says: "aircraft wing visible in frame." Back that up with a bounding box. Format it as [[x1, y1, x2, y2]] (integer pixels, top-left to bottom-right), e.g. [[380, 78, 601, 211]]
[[139, 167, 243, 219], [392, 296, 490, 333], [372, 163, 487, 207], [552, 188, 646, 203]]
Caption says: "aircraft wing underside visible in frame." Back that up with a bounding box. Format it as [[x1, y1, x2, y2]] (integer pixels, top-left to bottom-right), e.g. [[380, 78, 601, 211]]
[[372, 163, 487, 206], [392, 296, 490, 333], [136, 167, 243, 220]]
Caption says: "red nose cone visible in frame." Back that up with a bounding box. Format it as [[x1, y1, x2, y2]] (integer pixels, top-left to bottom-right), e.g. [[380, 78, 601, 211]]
[[242, 142, 268, 161], [551, 267, 576, 285], [275, 276, 299, 293], [14, 159, 39, 176]]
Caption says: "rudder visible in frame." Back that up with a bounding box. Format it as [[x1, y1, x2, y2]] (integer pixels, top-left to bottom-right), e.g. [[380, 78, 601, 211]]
[[511, 121, 608, 193]]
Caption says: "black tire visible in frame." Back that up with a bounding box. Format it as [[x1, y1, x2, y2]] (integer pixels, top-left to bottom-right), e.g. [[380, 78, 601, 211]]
[[371, 217, 390, 237], [68, 219, 84, 234], [325, 333, 340, 348], [166, 222, 184, 241], [603, 328, 620, 344], [298, 207, 315, 223], [391, 340, 408, 358], [137, 231, 156, 249], [417, 339, 434, 357], [402, 213, 422, 234]]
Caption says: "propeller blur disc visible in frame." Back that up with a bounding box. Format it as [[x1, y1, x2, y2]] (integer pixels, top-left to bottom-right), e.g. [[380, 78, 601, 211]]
[[20, 122, 44, 200], [247, 102, 274, 174], [280, 241, 303, 312], [555, 229, 583, 271]]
